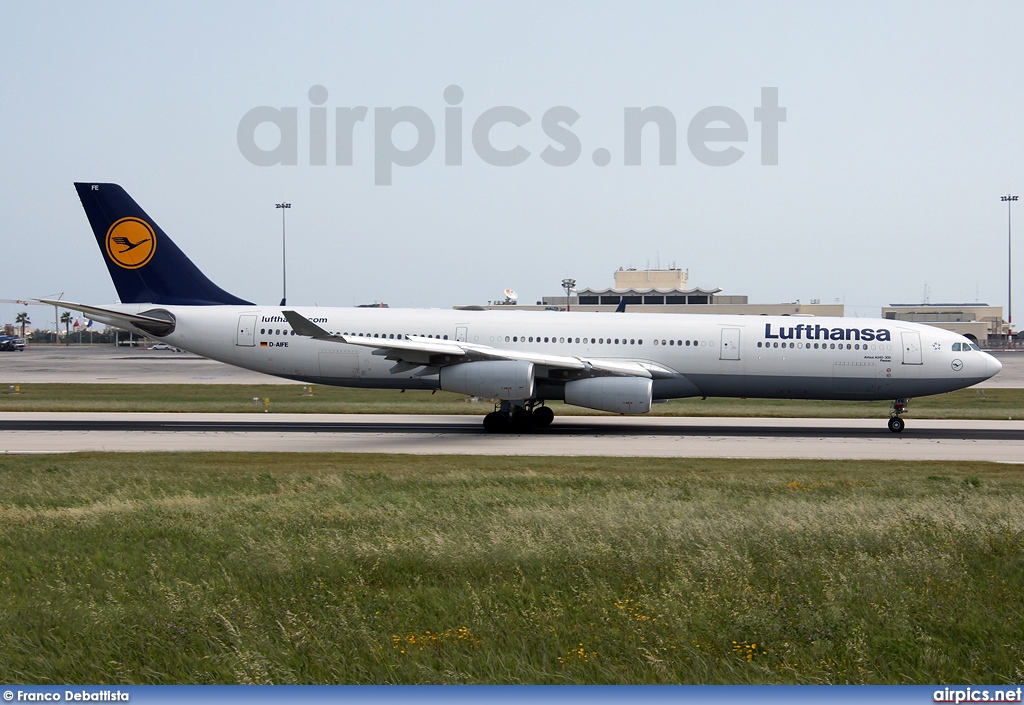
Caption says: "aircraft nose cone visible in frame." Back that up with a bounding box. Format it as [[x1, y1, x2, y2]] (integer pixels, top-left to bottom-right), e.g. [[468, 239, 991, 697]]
[[985, 353, 1003, 378]]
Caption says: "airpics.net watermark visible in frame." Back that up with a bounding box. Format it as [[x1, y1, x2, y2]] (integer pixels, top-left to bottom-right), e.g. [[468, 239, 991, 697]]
[[237, 85, 786, 185]]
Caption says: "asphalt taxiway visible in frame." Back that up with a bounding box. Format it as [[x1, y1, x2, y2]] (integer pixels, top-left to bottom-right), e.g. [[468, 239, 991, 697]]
[[4, 413, 1023, 461], [3, 347, 1022, 460]]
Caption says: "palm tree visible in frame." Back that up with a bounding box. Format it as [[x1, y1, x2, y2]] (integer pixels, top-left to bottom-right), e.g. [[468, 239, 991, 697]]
[[60, 311, 72, 346], [15, 312, 29, 340]]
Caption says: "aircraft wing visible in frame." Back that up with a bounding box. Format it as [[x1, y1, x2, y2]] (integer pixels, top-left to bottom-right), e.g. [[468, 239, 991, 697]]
[[283, 310, 676, 378]]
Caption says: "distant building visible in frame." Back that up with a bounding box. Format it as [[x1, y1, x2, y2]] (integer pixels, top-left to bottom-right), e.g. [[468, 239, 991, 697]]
[[882, 303, 1005, 346], [573, 267, 723, 307], [459, 267, 845, 317]]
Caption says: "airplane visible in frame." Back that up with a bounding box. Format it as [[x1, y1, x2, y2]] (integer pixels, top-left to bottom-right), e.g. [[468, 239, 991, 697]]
[[43, 182, 1002, 433]]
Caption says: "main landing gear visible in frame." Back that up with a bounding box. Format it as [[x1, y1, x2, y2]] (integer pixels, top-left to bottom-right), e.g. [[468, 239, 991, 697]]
[[888, 398, 909, 433], [483, 400, 554, 433]]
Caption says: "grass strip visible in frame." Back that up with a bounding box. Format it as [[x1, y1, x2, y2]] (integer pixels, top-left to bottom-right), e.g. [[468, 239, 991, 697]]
[[0, 383, 1021, 418], [1, 453, 1022, 683]]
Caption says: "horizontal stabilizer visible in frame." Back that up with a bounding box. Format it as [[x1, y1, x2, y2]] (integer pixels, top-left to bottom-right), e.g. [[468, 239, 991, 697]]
[[36, 299, 175, 336]]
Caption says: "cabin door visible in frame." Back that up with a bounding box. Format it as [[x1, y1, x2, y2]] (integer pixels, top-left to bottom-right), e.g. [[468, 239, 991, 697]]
[[901, 332, 922, 365], [236, 315, 257, 347], [720, 328, 740, 360]]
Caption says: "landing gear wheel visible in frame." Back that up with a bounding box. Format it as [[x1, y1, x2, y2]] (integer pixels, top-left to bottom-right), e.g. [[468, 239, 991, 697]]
[[888, 416, 905, 433], [483, 411, 508, 433], [532, 406, 555, 427], [510, 409, 534, 432]]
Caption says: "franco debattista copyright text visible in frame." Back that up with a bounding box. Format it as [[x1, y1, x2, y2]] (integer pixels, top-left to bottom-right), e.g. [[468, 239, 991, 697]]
[[4, 692, 128, 702]]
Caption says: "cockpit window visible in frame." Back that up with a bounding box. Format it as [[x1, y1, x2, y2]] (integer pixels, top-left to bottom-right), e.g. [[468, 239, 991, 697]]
[[952, 343, 961, 351], [969, 343, 981, 351]]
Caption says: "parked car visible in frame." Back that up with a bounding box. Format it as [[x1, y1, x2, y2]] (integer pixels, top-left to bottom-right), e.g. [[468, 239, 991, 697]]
[[0, 336, 25, 351]]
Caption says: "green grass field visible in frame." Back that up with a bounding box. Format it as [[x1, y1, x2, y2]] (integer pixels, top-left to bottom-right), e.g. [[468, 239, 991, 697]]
[[0, 383, 1021, 418], [2, 453, 1023, 684]]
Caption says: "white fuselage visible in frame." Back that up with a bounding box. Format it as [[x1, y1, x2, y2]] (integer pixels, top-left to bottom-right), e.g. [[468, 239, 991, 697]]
[[95, 304, 1002, 403]]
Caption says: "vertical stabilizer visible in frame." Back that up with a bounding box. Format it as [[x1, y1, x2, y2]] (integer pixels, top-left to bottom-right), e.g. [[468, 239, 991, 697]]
[[75, 182, 252, 305]]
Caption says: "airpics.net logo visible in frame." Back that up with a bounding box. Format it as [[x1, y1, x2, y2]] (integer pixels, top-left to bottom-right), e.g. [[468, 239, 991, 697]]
[[237, 85, 786, 185]]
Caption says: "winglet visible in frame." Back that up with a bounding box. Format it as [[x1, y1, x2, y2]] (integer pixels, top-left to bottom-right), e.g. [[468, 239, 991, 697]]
[[282, 310, 334, 339]]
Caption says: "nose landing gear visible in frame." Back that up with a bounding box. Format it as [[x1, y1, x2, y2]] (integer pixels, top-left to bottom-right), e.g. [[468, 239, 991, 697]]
[[888, 398, 909, 433]]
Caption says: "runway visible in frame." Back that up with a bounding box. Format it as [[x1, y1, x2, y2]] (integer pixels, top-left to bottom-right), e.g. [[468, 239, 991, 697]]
[[4, 413, 1024, 461], [4, 347, 1023, 461]]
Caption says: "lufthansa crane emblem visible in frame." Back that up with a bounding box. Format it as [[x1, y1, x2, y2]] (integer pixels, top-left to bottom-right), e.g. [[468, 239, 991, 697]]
[[105, 217, 156, 269]]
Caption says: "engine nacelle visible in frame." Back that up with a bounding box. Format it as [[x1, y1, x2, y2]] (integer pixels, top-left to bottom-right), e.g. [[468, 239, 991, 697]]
[[564, 376, 653, 414], [439, 360, 535, 399]]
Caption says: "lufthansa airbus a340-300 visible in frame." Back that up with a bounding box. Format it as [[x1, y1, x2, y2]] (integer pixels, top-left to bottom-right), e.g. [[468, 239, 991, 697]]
[[44, 182, 1002, 433]]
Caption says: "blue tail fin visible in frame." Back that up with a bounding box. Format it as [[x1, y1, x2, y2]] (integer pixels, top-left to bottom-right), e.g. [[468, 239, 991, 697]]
[[74, 182, 252, 306]]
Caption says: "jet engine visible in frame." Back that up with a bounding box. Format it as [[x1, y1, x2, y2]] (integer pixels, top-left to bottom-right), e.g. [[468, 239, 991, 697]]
[[439, 360, 535, 399], [564, 376, 653, 414]]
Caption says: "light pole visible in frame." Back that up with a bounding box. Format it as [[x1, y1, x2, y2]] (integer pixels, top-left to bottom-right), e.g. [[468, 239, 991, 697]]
[[561, 278, 576, 312], [1002, 195, 1018, 346], [276, 202, 291, 306]]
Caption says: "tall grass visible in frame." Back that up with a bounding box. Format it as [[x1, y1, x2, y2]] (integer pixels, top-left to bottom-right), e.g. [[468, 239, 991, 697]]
[[1, 454, 1022, 683]]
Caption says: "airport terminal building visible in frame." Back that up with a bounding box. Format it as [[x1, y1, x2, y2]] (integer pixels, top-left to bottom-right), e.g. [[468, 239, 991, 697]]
[[881, 303, 1006, 347], [459, 268, 1009, 347], [460, 267, 845, 317]]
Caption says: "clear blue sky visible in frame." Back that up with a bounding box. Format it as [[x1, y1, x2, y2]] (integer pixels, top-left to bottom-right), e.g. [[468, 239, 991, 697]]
[[2, 1, 1022, 328]]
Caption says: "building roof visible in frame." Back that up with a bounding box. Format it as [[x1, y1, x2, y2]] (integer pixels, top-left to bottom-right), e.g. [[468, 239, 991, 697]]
[[578, 286, 722, 296], [887, 303, 990, 307]]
